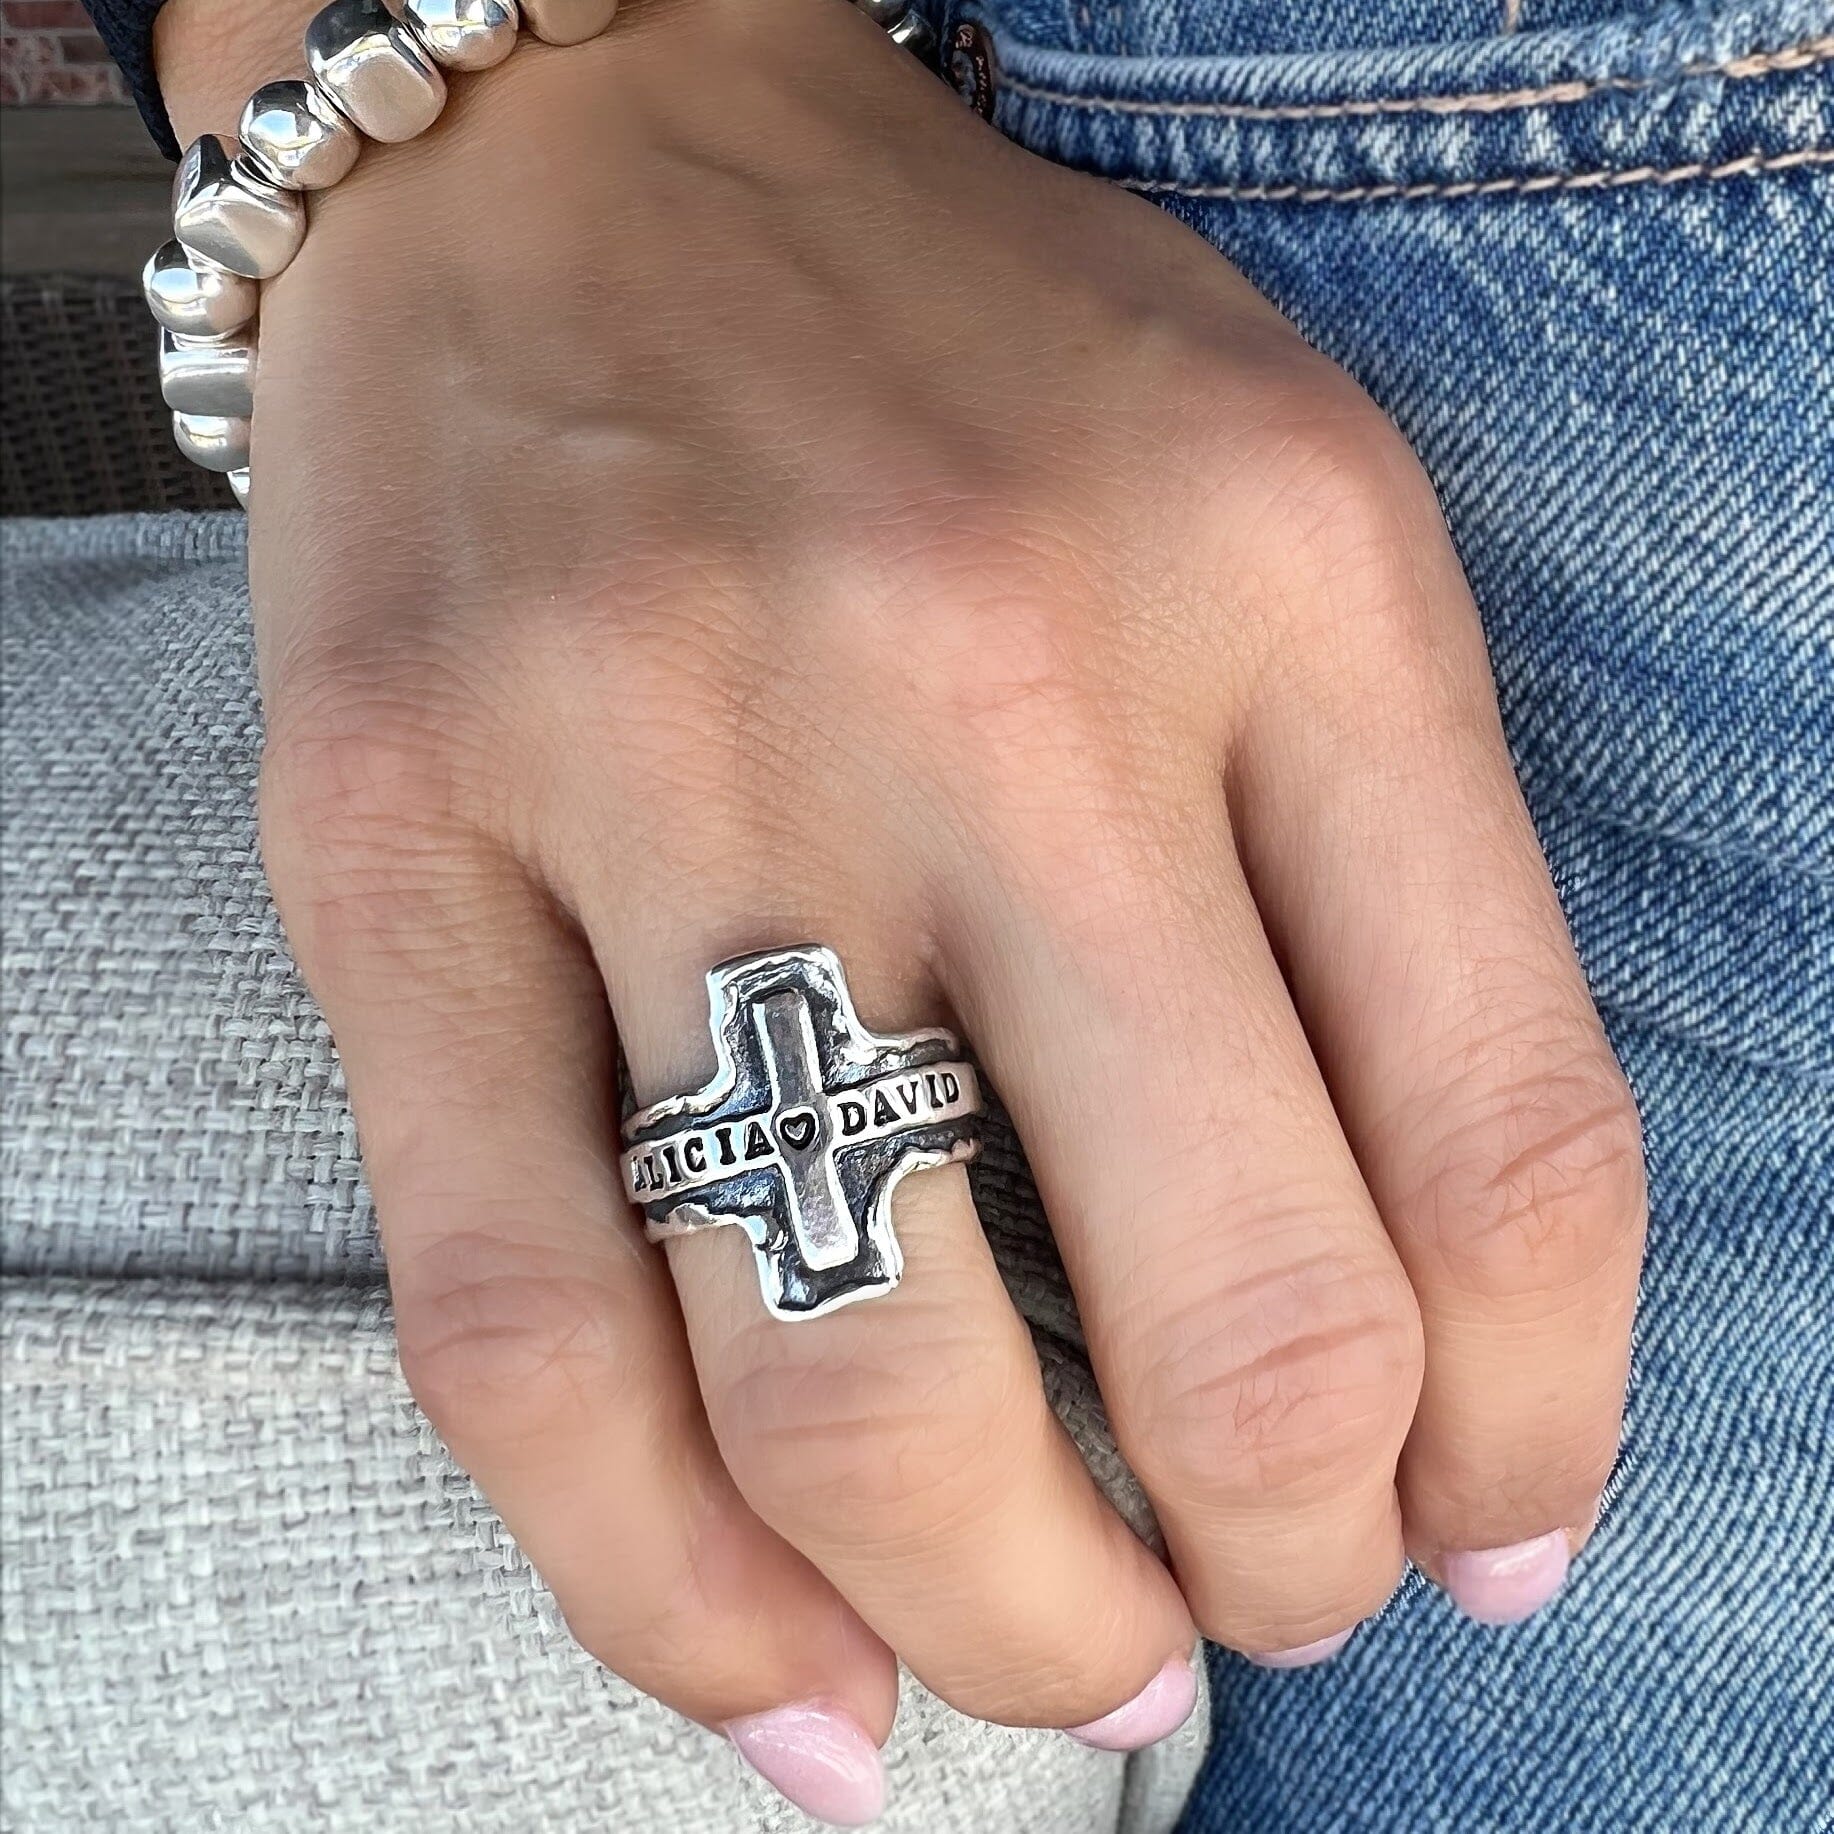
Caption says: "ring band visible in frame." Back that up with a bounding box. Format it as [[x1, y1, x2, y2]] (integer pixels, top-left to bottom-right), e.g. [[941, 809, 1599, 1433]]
[[622, 945, 984, 1321]]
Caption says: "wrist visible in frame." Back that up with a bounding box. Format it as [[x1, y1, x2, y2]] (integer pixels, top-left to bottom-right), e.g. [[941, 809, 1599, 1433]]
[[155, 0, 319, 147], [148, 0, 949, 501]]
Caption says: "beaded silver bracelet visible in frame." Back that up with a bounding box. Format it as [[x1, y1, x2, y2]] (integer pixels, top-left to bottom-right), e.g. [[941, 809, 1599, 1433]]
[[146, 0, 938, 510]]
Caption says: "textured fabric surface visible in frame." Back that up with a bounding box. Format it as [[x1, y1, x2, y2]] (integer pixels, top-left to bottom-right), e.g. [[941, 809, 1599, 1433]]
[[920, 0, 1834, 1829], [0, 512, 1207, 1833], [1, 277, 227, 518]]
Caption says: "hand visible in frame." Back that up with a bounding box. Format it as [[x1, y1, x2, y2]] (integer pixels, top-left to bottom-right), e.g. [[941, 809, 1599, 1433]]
[[160, 0, 1645, 1817]]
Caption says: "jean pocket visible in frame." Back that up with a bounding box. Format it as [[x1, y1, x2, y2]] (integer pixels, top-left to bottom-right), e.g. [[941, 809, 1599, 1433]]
[[940, 0, 1834, 202]]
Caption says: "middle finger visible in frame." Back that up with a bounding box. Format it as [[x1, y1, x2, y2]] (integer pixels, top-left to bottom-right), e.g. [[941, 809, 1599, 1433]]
[[947, 815, 1426, 1664]]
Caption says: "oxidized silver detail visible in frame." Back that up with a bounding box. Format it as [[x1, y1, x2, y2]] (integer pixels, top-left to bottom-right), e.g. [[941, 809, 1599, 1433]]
[[239, 79, 363, 190], [853, 0, 909, 23], [172, 135, 307, 279], [402, 0, 521, 69], [623, 945, 983, 1321], [306, 0, 448, 143], [159, 328, 258, 418], [143, 240, 259, 338]]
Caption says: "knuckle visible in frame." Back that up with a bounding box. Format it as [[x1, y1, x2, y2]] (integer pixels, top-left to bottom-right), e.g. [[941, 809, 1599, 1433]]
[[1223, 388, 1458, 660], [258, 674, 511, 973], [1409, 1057, 1648, 1299], [905, 576, 1091, 746], [261, 687, 470, 851], [1250, 392, 1424, 554], [562, 564, 755, 780], [706, 1324, 1025, 1542], [845, 533, 1143, 762], [1115, 1252, 1423, 1503], [796, 474, 1189, 766], [394, 1232, 645, 1447]]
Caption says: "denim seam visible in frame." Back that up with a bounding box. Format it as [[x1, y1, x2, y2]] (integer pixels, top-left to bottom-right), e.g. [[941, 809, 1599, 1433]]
[[1531, 784, 1833, 888], [996, 33, 1833, 121], [1597, 1002, 1834, 1085], [1124, 143, 1833, 201]]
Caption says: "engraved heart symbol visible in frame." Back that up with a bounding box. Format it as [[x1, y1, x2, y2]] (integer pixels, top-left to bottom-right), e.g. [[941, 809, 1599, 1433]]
[[777, 1110, 818, 1151]]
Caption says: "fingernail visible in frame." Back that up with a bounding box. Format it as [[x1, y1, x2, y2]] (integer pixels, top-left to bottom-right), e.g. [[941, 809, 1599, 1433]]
[[725, 1699, 886, 1827], [1441, 1530, 1571, 1625], [1065, 1656, 1198, 1752], [1248, 1627, 1356, 1669]]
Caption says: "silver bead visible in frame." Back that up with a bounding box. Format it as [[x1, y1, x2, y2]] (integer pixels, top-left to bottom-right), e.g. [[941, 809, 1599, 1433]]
[[401, 0, 519, 70], [227, 468, 253, 509], [519, 0, 618, 46], [143, 240, 258, 338], [887, 10, 935, 53], [239, 79, 362, 190], [172, 411, 252, 473], [159, 329, 258, 419], [854, 0, 908, 23], [306, 0, 447, 143], [172, 135, 307, 279]]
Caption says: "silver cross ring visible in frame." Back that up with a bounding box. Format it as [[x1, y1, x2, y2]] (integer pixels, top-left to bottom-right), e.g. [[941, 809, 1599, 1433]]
[[621, 946, 984, 1321]]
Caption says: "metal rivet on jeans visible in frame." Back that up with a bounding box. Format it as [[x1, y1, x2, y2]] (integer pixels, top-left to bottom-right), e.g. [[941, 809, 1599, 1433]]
[[946, 20, 997, 120], [887, 10, 936, 57]]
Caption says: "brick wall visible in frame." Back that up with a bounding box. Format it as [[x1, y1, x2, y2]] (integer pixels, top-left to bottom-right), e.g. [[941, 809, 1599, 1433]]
[[1, 1, 128, 104]]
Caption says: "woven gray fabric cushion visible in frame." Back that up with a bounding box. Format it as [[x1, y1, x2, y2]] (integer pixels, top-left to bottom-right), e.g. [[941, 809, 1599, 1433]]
[[1, 514, 1207, 1834]]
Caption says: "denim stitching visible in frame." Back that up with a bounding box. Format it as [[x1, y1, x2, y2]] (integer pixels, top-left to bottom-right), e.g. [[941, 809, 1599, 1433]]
[[1000, 35, 1833, 121], [1124, 143, 1834, 201]]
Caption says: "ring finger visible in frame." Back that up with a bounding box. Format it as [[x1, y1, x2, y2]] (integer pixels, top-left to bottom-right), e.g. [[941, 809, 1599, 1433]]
[[597, 895, 1199, 1738]]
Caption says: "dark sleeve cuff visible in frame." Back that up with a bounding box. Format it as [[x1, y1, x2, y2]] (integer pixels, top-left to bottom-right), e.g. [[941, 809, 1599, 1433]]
[[82, 0, 180, 159]]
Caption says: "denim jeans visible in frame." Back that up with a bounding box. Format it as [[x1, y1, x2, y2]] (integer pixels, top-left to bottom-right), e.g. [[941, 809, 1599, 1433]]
[[918, 0, 1834, 1824]]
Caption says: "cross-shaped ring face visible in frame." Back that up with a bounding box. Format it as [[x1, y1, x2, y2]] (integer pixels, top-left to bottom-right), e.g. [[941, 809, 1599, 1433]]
[[621, 947, 984, 1320]]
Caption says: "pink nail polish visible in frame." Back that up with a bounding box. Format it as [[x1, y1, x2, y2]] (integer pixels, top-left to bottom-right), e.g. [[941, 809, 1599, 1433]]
[[725, 1699, 886, 1827], [1065, 1656, 1198, 1752], [1441, 1530, 1571, 1625], [1248, 1628, 1355, 1669]]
